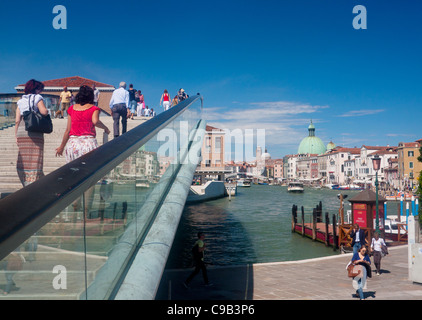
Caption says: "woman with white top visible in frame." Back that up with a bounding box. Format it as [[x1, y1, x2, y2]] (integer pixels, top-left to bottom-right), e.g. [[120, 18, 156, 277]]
[[370, 231, 386, 275], [15, 79, 49, 186]]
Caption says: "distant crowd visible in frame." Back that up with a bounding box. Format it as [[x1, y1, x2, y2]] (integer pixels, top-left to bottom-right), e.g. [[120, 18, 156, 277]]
[[14, 78, 190, 188], [52, 82, 189, 138]]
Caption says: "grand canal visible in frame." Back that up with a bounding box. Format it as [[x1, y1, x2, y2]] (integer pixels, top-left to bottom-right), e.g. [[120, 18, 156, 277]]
[[166, 185, 400, 269]]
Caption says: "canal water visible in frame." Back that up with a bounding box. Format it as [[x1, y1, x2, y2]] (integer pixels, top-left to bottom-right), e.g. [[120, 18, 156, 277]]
[[166, 185, 403, 269]]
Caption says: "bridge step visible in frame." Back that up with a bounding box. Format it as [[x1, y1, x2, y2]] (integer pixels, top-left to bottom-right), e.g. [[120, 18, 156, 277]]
[[0, 117, 145, 194]]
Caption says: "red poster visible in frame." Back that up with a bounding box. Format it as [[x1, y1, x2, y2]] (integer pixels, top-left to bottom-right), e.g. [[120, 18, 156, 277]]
[[353, 204, 367, 228]]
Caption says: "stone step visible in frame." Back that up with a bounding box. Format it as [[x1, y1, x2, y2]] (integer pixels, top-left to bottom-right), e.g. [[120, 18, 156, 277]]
[[0, 117, 147, 194]]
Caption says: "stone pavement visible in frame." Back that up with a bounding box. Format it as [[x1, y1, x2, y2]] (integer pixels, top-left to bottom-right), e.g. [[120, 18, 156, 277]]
[[156, 245, 422, 300]]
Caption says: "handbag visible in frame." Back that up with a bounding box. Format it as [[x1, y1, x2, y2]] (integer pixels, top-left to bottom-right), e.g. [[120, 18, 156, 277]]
[[381, 244, 389, 257], [346, 262, 361, 278], [7, 253, 24, 271], [23, 94, 53, 134]]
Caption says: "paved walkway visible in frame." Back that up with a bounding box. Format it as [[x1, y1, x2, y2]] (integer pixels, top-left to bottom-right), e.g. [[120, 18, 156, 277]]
[[156, 245, 422, 300]]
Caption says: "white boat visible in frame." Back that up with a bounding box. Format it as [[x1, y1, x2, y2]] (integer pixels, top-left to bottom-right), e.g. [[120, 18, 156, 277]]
[[237, 178, 251, 187], [287, 182, 304, 192], [136, 179, 150, 188]]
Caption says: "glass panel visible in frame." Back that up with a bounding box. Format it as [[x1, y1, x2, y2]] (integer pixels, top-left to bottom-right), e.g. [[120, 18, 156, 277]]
[[0, 96, 202, 299], [0, 94, 60, 130], [0, 204, 86, 298]]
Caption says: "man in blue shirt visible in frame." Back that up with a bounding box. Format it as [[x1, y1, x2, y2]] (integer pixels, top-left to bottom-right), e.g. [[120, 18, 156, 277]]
[[109, 82, 130, 138]]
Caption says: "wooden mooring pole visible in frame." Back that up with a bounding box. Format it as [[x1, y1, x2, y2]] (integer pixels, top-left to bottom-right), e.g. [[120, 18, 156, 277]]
[[301, 206, 305, 237], [332, 214, 338, 251], [291, 205, 297, 232], [325, 212, 329, 246]]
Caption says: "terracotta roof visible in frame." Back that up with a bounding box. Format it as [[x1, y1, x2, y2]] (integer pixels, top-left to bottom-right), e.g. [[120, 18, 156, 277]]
[[206, 125, 223, 132], [17, 76, 115, 88], [348, 189, 386, 203], [329, 147, 361, 154], [398, 142, 420, 148], [368, 149, 398, 156]]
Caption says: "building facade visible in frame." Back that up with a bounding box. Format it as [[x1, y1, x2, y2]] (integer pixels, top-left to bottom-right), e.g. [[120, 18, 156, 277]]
[[15, 76, 115, 114]]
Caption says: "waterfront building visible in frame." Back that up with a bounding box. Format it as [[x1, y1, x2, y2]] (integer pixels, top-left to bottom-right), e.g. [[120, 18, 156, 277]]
[[322, 147, 361, 185], [397, 139, 422, 191], [194, 125, 227, 184], [285, 154, 299, 180], [296, 154, 318, 182], [273, 159, 284, 181], [201, 125, 225, 169], [15, 76, 115, 114], [384, 157, 399, 190]]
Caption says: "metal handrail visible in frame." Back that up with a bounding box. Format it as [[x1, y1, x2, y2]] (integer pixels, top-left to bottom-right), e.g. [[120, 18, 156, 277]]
[[0, 94, 203, 260]]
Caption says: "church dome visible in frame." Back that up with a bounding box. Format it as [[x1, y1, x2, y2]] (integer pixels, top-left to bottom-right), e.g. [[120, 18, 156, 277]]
[[262, 149, 271, 160], [327, 141, 336, 151], [298, 121, 327, 155]]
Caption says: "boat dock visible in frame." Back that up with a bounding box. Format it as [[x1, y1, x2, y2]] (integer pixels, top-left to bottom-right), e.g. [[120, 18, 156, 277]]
[[291, 203, 409, 251]]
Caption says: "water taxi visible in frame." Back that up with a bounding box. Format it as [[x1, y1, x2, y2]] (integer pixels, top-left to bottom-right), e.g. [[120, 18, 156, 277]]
[[287, 182, 304, 192], [237, 178, 251, 187]]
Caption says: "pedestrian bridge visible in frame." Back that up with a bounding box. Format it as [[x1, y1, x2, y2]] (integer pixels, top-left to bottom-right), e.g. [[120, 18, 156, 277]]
[[0, 95, 205, 299]]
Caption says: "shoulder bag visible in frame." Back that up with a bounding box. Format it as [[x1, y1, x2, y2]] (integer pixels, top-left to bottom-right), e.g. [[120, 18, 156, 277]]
[[23, 94, 53, 134]]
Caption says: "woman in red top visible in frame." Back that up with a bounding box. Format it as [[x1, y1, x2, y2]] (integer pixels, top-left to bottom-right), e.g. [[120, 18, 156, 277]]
[[160, 89, 171, 111], [56, 85, 110, 162]]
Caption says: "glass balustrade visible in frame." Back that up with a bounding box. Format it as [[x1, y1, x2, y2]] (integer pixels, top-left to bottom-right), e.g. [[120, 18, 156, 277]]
[[0, 94, 60, 130], [0, 96, 203, 299]]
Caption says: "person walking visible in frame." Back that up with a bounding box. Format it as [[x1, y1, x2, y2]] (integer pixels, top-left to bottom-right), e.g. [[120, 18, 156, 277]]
[[128, 84, 137, 120], [350, 246, 371, 300], [55, 85, 110, 215], [160, 89, 171, 111], [171, 94, 179, 107], [55, 85, 110, 162], [184, 232, 212, 288], [136, 90, 145, 117], [93, 84, 100, 106], [109, 82, 130, 138], [55, 86, 72, 118], [15, 79, 49, 186], [350, 223, 366, 255], [370, 231, 387, 276], [178, 88, 189, 102]]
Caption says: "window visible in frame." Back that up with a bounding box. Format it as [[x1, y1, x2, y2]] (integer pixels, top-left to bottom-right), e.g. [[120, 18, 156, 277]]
[[408, 151, 414, 157], [215, 137, 221, 152], [410, 162, 414, 169]]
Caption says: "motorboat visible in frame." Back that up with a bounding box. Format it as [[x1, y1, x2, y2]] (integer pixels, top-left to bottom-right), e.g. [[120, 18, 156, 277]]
[[237, 178, 251, 187], [334, 184, 364, 190], [287, 182, 304, 192], [136, 179, 150, 188]]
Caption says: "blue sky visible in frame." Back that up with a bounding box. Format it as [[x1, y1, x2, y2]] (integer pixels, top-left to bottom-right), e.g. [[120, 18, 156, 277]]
[[1, 0, 421, 160]]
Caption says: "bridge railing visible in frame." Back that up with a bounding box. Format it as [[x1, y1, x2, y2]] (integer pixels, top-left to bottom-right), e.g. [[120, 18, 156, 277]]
[[0, 95, 203, 299]]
